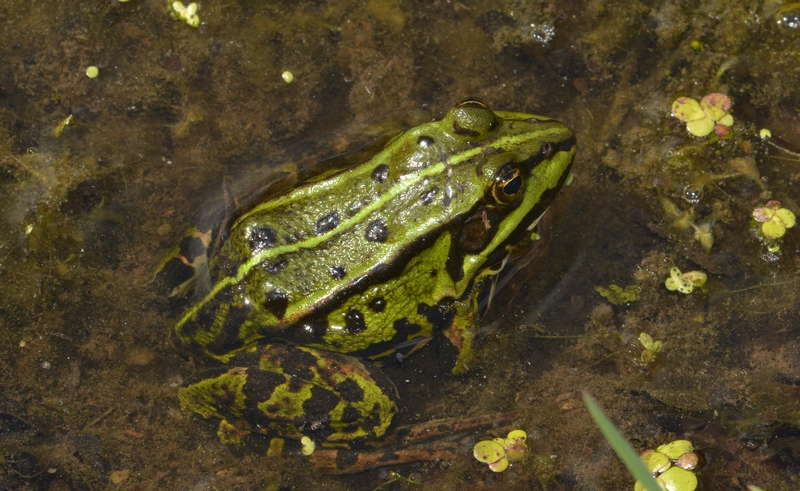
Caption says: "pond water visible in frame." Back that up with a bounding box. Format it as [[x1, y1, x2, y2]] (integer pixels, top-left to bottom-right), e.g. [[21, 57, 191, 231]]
[[1, 1, 799, 490]]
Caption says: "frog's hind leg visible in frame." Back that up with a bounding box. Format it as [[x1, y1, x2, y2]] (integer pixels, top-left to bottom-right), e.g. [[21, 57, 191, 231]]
[[309, 445, 467, 474], [308, 412, 520, 474]]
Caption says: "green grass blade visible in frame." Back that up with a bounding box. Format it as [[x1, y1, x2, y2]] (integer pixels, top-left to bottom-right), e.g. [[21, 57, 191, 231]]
[[581, 391, 662, 491]]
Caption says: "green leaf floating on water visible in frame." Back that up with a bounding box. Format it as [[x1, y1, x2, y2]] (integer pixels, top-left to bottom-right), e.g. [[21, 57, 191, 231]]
[[657, 440, 693, 459], [638, 333, 662, 363], [594, 284, 641, 305]]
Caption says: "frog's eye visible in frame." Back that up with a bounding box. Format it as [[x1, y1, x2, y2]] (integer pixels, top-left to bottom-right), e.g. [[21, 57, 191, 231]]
[[446, 98, 500, 138], [491, 164, 524, 204]]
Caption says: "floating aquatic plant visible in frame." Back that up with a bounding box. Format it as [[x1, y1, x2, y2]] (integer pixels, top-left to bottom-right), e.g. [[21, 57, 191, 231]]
[[665, 267, 706, 294], [671, 93, 733, 137], [170, 1, 200, 27], [635, 440, 700, 491], [638, 333, 662, 364], [473, 429, 528, 472], [753, 200, 796, 239]]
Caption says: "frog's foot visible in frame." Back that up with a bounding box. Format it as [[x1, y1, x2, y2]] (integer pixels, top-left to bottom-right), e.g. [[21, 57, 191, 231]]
[[155, 227, 213, 299], [439, 297, 479, 375], [309, 412, 519, 474], [309, 443, 467, 474], [365, 412, 519, 447]]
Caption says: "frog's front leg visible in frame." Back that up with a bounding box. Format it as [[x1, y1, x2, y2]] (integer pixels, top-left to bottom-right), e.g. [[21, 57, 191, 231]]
[[438, 295, 479, 375]]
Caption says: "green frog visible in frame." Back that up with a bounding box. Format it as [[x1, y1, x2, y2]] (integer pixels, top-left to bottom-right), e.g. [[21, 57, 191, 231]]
[[168, 98, 575, 450]]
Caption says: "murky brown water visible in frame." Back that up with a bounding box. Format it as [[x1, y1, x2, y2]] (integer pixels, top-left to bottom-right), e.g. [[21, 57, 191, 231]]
[[2, 1, 800, 489]]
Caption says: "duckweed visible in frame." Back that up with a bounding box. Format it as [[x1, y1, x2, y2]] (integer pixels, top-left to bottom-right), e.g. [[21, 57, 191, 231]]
[[657, 440, 693, 459], [634, 440, 700, 491], [656, 467, 698, 491], [753, 201, 796, 239], [170, 1, 200, 27], [504, 429, 528, 461], [300, 436, 315, 455], [594, 284, 641, 305], [473, 429, 528, 472], [638, 333, 662, 364], [640, 449, 670, 474], [665, 267, 706, 294], [473, 439, 507, 472], [672, 93, 733, 137]]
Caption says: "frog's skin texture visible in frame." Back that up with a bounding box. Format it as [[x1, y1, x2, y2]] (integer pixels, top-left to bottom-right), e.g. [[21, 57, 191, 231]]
[[179, 344, 399, 444], [171, 98, 576, 445]]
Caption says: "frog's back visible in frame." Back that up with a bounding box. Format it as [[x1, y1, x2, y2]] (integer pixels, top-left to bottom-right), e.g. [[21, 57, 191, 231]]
[[173, 98, 575, 364]]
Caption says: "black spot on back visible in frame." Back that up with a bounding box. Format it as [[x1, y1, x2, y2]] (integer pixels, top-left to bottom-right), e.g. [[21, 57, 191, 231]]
[[263, 258, 288, 274], [371, 164, 389, 183], [292, 317, 329, 343], [417, 135, 435, 147], [263, 289, 289, 319], [345, 308, 367, 333], [420, 187, 439, 205], [368, 297, 386, 313], [393, 427, 412, 440], [329, 266, 347, 280], [365, 219, 389, 242], [249, 225, 277, 252], [315, 212, 340, 235], [308, 321, 328, 338]]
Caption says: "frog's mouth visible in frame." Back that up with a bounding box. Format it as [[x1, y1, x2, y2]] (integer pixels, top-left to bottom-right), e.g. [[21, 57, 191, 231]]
[[526, 210, 546, 231], [481, 156, 573, 271], [474, 208, 552, 314]]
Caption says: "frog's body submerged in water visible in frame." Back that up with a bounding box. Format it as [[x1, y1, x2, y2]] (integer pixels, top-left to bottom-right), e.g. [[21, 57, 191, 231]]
[[169, 98, 576, 446]]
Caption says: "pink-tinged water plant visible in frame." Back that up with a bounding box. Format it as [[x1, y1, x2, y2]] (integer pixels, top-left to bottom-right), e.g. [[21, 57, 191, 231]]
[[753, 200, 796, 239], [671, 93, 733, 137]]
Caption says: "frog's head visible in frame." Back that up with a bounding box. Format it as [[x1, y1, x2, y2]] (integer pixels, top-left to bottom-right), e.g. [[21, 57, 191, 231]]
[[441, 98, 576, 293]]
